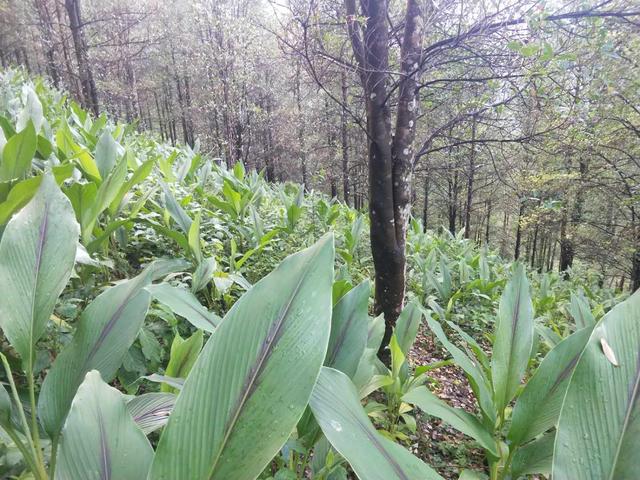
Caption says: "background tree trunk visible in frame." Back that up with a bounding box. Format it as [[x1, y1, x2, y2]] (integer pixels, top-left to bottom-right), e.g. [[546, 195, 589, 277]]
[[65, 0, 99, 115]]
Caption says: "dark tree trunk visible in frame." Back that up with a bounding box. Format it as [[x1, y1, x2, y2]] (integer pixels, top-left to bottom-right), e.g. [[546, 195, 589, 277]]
[[537, 233, 546, 272], [34, 0, 60, 87], [548, 237, 557, 271], [530, 224, 539, 268], [184, 75, 195, 146], [345, 0, 423, 361], [514, 200, 525, 260], [464, 115, 477, 238], [341, 70, 350, 205], [153, 91, 166, 140], [448, 169, 459, 235], [65, 0, 99, 115], [559, 212, 574, 276], [422, 173, 429, 232], [294, 61, 308, 189], [485, 199, 492, 244], [264, 99, 276, 181], [632, 250, 640, 292]]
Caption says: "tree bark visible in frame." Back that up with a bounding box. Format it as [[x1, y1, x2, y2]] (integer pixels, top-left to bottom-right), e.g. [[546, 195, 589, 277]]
[[485, 199, 491, 244], [559, 211, 573, 276], [514, 200, 525, 260], [464, 115, 477, 238], [632, 249, 640, 292], [34, 0, 60, 87], [448, 169, 459, 235], [345, 0, 423, 361], [341, 70, 350, 205], [294, 61, 308, 189], [422, 173, 429, 232], [530, 224, 539, 268], [65, 0, 99, 115]]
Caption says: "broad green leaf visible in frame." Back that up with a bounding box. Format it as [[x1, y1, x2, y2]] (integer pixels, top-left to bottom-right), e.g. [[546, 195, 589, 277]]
[[94, 130, 118, 179], [491, 263, 533, 412], [299, 280, 370, 447], [146, 283, 219, 332], [149, 233, 334, 480], [535, 323, 562, 349], [0, 164, 74, 225], [36, 134, 53, 159], [404, 387, 498, 457], [55, 371, 153, 480], [0, 115, 15, 139], [567, 291, 595, 330], [161, 331, 203, 393], [553, 290, 640, 480], [0, 174, 78, 366], [310, 367, 443, 480], [144, 374, 184, 390], [108, 158, 154, 215], [188, 212, 202, 261], [394, 299, 423, 356], [0, 121, 37, 181], [138, 217, 189, 252], [38, 263, 174, 438], [353, 314, 385, 394], [81, 157, 127, 241], [459, 470, 488, 480], [0, 383, 11, 425], [325, 280, 370, 377], [126, 392, 176, 435], [510, 432, 554, 478], [191, 257, 216, 293], [16, 86, 43, 132], [161, 181, 192, 233], [508, 327, 592, 445]]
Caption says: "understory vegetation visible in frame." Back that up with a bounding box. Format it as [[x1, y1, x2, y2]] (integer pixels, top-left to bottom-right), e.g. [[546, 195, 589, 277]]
[[0, 70, 638, 480]]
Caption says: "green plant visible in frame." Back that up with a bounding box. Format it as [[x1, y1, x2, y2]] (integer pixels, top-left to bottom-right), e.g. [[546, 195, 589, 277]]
[[406, 264, 595, 479], [0, 177, 336, 479], [362, 300, 449, 442]]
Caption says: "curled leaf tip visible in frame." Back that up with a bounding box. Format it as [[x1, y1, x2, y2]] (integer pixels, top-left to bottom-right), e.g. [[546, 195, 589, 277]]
[[600, 337, 619, 366]]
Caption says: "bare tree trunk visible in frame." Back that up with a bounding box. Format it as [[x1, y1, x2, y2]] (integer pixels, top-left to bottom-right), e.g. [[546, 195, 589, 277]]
[[345, 0, 423, 360], [153, 91, 166, 141], [34, 0, 60, 87], [632, 215, 639, 292], [448, 169, 459, 234], [632, 249, 640, 292], [65, 0, 99, 115], [514, 200, 525, 260], [559, 211, 573, 276], [341, 70, 350, 205], [530, 224, 539, 268], [422, 173, 429, 232], [464, 115, 477, 238], [294, 61, 308, 189], [485, 199, 491, 244]]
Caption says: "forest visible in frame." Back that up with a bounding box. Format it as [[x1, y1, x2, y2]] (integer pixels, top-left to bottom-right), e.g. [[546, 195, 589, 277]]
[[0, 0, 638, 479]]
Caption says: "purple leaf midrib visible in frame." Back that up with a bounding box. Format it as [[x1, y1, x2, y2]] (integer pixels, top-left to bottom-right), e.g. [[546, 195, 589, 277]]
[[208, 248, 323, 477]]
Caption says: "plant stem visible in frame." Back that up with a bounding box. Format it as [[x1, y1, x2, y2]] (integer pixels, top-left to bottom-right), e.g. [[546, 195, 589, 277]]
[[1, 354, 47, 479], [4, 424, 40, 476], [27, 360, 45, 468], [27, 359, 48, 479], [49, 437, 59, 478], [1, 354, 36, 454]]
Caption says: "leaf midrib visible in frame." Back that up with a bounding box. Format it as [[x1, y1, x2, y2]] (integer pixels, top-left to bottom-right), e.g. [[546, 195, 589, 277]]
[[28, 198, 49, 368], [206, 249, 320, 478]]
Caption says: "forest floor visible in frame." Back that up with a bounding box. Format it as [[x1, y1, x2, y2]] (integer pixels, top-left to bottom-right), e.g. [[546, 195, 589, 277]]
[[408, 327, 487, 479]]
